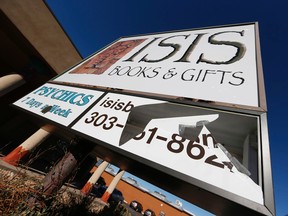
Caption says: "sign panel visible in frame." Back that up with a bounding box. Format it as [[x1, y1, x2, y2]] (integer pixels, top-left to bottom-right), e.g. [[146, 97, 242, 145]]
[[53, 23, 262, 108], [72, 92, 263, 204], [13, 83, 104, 126]]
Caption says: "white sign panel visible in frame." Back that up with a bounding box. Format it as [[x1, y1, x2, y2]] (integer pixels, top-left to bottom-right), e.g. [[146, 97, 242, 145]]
[[53, 23, 260, 108], [13, 83, 104, 126], [72, 93, 161, 146], [72, 92, 263, 204]]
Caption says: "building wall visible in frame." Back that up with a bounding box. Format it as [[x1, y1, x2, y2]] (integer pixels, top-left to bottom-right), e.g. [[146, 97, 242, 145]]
[[0, 0, 82, 148], [101, 171, 192, 216], [0, 0, 82, 74]]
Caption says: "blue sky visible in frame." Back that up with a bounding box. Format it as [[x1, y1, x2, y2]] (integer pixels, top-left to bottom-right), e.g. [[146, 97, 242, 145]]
[[45, 0, 288, 215]]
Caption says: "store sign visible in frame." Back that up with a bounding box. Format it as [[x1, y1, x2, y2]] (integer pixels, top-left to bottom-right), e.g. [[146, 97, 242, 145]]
[[53, 23, 261, 108], [11, 22, 273, 215], [13, 83, 104, 126], [72, 92, 263, 204]]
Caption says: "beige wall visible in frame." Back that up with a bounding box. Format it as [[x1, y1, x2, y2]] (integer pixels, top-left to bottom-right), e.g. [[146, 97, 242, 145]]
[[0, 0, 82, 74]]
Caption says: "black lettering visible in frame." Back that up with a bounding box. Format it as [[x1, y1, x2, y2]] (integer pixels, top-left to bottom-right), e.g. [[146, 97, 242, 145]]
[[138, 67, 152, 77], [175, 33, 207, 62], [180, 69, 203, 82], [137, 68, 147, 78], [229, 71, 245, 86], [124, 37, 160, 62], [104, 100, 113, 108], [163, 68, 177, 79], [140, 35, 189, 63], [202, 133, 217, 148], [100, 97, 109, 106], [115, 102, 125, 110], [197, 30, 246, 65], [216, 70, 232, 84], [205, 155, 224, 169], [187, 140, 205, 160], [108, 66, 121, 75], [110, 99, 120, 109], [147, 67, 161, 78], [202, 70, 216, 82], [127, 66, 142, 77], [122, 101, 134, 112], [195, 69, 203, 81], [181, 69, 195, 81], [167, 134, 185, 153], [117, 66, 131, 76]]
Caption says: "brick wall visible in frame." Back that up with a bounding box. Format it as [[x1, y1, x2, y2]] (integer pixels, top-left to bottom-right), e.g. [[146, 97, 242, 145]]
[[101, 171, 192, 216]]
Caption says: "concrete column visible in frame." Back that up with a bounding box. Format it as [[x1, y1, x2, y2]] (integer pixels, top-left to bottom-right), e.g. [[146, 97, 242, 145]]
[[81, 161, 109, 195], [101, 169, 125, 203], [0, 74, 25, 97], [2, 128, 51, 165]]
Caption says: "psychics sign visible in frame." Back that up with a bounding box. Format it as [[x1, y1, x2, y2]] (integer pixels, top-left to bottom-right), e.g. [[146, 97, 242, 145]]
[[13, 83, 104, 126], [52, 23, 264, 109]]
